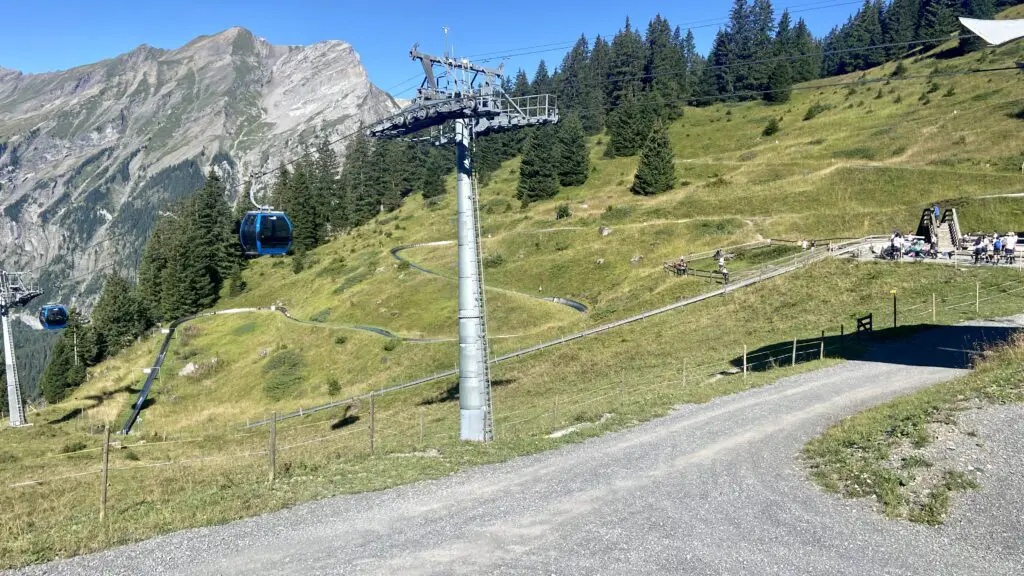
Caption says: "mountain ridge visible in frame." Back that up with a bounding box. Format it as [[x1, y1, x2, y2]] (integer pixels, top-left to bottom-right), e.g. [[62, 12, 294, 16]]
[[0, 26, 399, 304]]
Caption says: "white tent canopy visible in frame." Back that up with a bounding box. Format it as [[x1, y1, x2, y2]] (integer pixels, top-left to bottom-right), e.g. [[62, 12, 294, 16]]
[[959, 17, 1024, 46]]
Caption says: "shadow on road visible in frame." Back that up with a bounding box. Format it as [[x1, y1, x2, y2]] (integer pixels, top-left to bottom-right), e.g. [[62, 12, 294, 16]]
[[730, 322, 1022, 373]]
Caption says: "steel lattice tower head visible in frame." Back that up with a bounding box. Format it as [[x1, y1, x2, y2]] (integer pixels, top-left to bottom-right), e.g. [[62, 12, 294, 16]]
[[0, 270, 42, 427], [369, 43, 558, 442]]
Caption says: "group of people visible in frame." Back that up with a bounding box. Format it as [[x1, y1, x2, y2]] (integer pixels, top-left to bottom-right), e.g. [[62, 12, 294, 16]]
[[971, 232, 1018, 265], [885, 231, 937, 260]]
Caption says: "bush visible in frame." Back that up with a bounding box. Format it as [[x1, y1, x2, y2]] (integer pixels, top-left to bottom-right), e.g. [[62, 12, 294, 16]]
[[874, 88, 884, 100], [310, 309, 331, 323], [263, 349, 304, 373], [893, 94, 903, 104], [383, 338, 400, 352], [891, 61, 908, 77], [334, 335, 348, 346], [58, 441, 88, 454], [926, 82, 940, 94], [291, 250, 307, 274], [325, 377, 341, 397], [762, 117, 781, 137], [803, 102, 830, 121], [555, 204, 571, 220], [483, 253, 505, 268], [943, 86, 956, 98], [123, 450, 140, 461]]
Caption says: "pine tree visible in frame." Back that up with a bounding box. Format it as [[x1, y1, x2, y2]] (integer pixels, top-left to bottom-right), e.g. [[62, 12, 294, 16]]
[[557, 35, 590, 113], [632, 121, 676, 195], [340, 131, 379, 227], [192, 170, 235, 296], [748, 0, 778, 91], [531, 60, 552, 94], [605, 92, 656, 157], [313, 135, 341, 237], [680, 28, 701, 104], [883, 0, 921, 57], [790, 18, 821, 82], [765, 9, 794, 103], [137, 215, 171, 321], [517, 126, 560, 206], [589, 35, 612, 101], [92, 274, 150, 357], [39, 309, 94, 404], [555, 112, 589, 186], [645, 15, 683, 119], [701, 29, 735, 100], [512, 69, 531, 97], [609, 17, 646, 108], [288, 154, 319, 252], [918, 0, 961, 49]]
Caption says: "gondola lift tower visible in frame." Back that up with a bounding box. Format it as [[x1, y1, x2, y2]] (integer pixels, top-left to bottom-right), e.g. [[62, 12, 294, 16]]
[[369, 36, 558, 441]]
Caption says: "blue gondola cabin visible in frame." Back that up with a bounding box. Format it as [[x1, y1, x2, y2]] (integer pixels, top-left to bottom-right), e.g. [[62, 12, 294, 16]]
[[240, 211, 293, 256], [39, 305, 69, 330]]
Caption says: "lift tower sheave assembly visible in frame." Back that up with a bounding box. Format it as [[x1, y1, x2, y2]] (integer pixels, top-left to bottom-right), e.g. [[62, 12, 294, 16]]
[[369, 43, 557, 442], [0, 271, 43, 427]]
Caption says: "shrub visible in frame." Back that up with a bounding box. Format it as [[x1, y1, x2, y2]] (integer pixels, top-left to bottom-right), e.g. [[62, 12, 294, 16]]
[[58, 441, 88, 455], [803, 102, 830, 121], [943, 86, 956, 98], [383, 338, 400, 352], [264, 349, 304, 373], [891, 61, 908, 77], [123, 450, 140, 461], [893, 94, 903, 104], [483, 253, 505, 268], [334, 335, 348, 346], [762, 117, 781, 137], [291, 250, 307, 274], [874, 88, 884, 100], [325, 377, 341, 396], [555, 204, 571, 220], [926, 82, 940, 94], [953, 134, 968, 146], [310, 309, 331, 323]]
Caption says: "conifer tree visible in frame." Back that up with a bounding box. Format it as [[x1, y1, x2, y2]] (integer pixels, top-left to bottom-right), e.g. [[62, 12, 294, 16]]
[[960, 0, 996, 52], [39, 309, 94, 404], [192, 170, 235, 292], [340, 131, 379, 227], [512, 69, 532, 97], [919, 0, 962, 48], [609, 17, 646, 107], [645, 15, 683, 118], [605, 92, 656, 158], [313, 135, 341, 236], [790, 18, 821, 82], [632, 121, 676, 196], [92, 274, 150, 357], [555, 112, 589, 186], [589, 35, 612, 106], [531, 60, 552, 94], [517, 126, 560, 206], [883, 0, 921, 57]]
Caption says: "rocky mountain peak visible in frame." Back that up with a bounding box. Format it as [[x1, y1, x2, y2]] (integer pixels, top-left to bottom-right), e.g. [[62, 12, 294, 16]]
[[0, 29, 399, 305]]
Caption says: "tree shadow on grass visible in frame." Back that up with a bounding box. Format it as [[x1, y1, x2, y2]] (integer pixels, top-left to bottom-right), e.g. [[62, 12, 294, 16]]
[[419, 378, 515, 406], [47, 383, 140, 425], [330, 405, 361, 430], [729, 322, 1022, 374]]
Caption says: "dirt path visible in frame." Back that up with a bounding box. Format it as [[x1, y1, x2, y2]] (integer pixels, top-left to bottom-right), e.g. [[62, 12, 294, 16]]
[[15, 318, 1024, 575]]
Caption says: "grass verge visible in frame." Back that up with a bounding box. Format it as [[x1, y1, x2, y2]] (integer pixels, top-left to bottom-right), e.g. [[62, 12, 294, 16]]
[[803, 333, 1024, 525]]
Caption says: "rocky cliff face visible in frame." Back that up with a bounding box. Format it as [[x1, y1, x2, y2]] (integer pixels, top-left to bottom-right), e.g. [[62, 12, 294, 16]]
[[0, 27, 399, 302]]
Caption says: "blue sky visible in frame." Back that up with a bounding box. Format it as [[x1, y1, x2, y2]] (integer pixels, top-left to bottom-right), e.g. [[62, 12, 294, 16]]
[[0, 0, 862, 98]]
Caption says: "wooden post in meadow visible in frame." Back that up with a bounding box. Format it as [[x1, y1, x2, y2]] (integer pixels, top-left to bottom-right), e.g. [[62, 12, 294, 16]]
[[268, 412, 277, 486], [791, 338, 798, 366], [99, 425, 110, 522], [369, 396, 376, 455], [932, 293, 936, 322]]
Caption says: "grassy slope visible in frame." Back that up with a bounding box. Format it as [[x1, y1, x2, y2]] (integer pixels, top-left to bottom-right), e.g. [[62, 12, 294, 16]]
[[804, 334, 1024, 525], [1, 34, 1023, 567]]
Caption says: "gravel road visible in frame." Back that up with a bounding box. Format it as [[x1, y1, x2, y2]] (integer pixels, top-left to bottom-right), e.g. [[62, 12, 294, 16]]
[[13, 318, 1024, 576]]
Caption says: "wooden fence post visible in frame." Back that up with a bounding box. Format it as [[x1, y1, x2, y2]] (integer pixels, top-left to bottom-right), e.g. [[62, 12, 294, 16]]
[[976, 282, 980, 313], [820, 339, 824, 360], [369, 396, 376, 455], [932, 293, 936, 322], [743, 346, 748, 379], [418, 408, 424, 446], [268, 412, 277, 486], [99, 425, 110, 522], [791, 338, 798, 366], [682, 359, 687, 387]]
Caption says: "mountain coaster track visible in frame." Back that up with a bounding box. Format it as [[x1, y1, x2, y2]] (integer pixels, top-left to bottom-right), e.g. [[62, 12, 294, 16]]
[[121, 236, 879, 433]]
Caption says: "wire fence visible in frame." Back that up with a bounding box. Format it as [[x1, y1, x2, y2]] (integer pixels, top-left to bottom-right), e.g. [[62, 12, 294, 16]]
[[4, 259, 1022, 556]]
